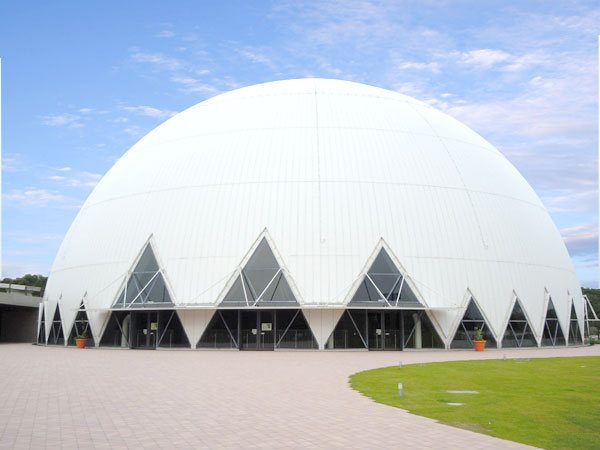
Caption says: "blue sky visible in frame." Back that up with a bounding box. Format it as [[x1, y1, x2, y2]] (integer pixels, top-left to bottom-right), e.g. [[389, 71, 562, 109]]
[[0, 1, 597, 286]]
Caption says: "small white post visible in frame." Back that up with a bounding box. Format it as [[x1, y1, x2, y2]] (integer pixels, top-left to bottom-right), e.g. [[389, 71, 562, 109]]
[[398, 361, 402, 368], [398, 383, 403, 397]]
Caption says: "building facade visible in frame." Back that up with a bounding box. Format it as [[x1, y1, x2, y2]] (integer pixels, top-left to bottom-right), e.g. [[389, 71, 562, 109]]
[[39, 79, 585, 350]]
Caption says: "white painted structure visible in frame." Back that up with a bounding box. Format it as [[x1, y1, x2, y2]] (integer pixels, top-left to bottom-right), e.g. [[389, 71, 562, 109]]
[[41, 78, 584, 349]]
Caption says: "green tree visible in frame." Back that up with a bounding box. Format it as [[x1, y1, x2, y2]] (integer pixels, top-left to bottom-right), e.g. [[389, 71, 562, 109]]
[[1, 274, 48, 295]]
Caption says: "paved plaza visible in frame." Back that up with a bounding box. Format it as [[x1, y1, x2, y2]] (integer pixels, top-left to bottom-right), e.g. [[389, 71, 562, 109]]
[[1, 344, 598, 449]]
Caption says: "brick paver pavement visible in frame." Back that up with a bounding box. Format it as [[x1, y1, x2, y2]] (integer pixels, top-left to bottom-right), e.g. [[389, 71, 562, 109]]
[[0, 344, 598, 449]]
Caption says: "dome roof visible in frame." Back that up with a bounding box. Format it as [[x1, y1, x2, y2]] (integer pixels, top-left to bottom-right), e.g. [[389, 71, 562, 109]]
[[44, 78, 583, 344]]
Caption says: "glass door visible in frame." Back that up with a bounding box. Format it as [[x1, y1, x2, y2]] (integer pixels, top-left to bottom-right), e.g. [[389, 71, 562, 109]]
[[258, 310, 274, 350], [240, 310, 258, 350], [367, 311, 384, 349], [131, 311, 158, 349]]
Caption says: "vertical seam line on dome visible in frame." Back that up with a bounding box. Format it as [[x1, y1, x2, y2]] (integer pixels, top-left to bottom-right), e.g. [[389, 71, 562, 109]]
[[408, 104, 488, 250], [313, 80, 329, 302]]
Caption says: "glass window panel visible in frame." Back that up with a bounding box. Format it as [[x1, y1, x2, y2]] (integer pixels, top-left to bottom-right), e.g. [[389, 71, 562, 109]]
[[403, 311, 444, 349], [67, 305, 95, 346], [541, 298, 566, 346], [502, 299, 536, 348], [349, 278, 386, 304], [545, 298, 558, 319], [398, 282, 423, 306], [243, 268, 279, 298], [369, 274, 400, 301], [157, 311, 190, 348], [134, 245, 159, 273], [451, 299, 495, 348], [326, 310, 367, 349], [197, 311, 237, 349], [258, 274, 299, 305], [275, 310, 318, 349], [368, 249, 400, 275], [511, 301, 526, 320], [221, 276, 248, 305], [570, 303, 578, 320], [569, 304, 582, 344], [48, 306, 65, 345], [38, 309, 46, 344], [463, 298, 484, 321], [143, 274, 172, 304], [245, 238, 279, 270], [100, 312, 130, 347]]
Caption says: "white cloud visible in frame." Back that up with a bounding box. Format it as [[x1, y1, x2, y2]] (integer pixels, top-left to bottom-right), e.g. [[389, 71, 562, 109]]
[[460, 49, 511, 68], [40, 113, 82, 128], [121, 105, 177, 118], [109, 117, 129, 123], [561, 223, 598, 256], [49, 171, 102, 188], [122, 126, 143, 137], [397, 61, 440, 72], [542, 189, 598, 213], [156, 30, 175, 38], [170, 76, 217, 94], [131, 52, 182, 70], [4, 231, 63, 245], [2, 262, 51, 278], [240, 49, 278, 70], [3, 188, 80, 208], [55, 167, 72, 172], [2, 153, 21, 172]]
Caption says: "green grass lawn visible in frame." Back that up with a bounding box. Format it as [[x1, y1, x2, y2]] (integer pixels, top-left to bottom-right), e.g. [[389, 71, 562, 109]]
[[350, 357, 600, 449]]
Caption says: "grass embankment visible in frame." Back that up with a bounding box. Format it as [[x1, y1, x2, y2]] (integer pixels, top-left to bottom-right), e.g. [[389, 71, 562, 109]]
[[350, 357, 600, 449]]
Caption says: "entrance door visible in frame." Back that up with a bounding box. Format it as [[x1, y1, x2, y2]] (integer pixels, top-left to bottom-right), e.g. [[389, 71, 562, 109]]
[[367, 311, 384, 349], [258, 310, 274, 350], [366, 311, 403, 350], [131, 311, 158, 349], [240, 310, 274, 350]]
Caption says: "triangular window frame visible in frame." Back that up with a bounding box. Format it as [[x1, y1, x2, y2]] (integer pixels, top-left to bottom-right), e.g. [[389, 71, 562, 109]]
[[113, 240, 175, 309], [347, 244, 424, 308], [501, 297, 536, 348], [219, 234, 300, 307], [541, 296, 566, 346], [68, 299, 95, 346], [47, 303, 65, 345], [450, 296, 496, 349]]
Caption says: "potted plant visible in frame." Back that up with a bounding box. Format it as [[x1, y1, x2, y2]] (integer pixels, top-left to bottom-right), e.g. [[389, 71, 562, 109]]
[[75, 331, 88, 349], [473, 326, 486, 351]]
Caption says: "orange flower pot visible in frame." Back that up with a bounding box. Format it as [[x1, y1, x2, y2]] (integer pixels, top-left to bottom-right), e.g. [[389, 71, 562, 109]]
[[75, 338, 87, 349], [474, 340, 486, 351]]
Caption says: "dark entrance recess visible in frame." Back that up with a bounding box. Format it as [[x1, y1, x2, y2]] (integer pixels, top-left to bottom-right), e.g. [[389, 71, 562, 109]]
[[326, 309, 443, 350], [197, 309, 317, 350], [99, 310, 190, 349]]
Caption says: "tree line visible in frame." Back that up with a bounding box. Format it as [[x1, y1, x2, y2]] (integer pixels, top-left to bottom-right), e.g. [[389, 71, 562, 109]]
[[1, 274, 48, 295]]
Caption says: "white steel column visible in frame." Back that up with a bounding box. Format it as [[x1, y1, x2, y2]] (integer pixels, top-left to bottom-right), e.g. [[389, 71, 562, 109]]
[[304, 309, 344, 350]]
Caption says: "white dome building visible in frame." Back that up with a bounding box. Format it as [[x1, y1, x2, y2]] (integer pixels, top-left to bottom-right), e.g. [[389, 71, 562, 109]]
[[38, 78, 585, 350]]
